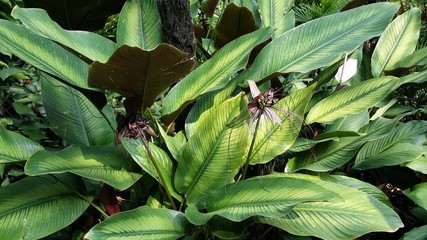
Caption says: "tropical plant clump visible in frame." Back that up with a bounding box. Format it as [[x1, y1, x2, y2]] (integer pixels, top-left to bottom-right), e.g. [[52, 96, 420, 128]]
[[0, 0, 427, 239]]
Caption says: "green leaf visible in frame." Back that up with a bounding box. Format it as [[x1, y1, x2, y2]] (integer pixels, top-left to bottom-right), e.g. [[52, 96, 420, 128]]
[[404, 155, 427, 174], [371, 8, 421, 76], [11, 6, 117, 62], [121, 138, 181, 201], [0, 126, 43, 164], [326, 110, 369, 132], [405, 182, 427, 211], [175, 93, 249, 208], [85, 206, 190, 240], [0, 20, 90, 89], [394, 46, 427, 69], [161, 27, 274, 122], [214, 3, 258, 49], [185, 174, 340, 225], [257, 174, 403, 240], [88, 44, 195, 108], [231, 0, 262, 27], [354, 121, 427, 170], [258, 0, 294, 38], [0, 174, 93, 240], [25, 145, 142, 191], [117, 0, 162, 49], [248, 84, 314, 164], [41, 74, 116, 146], [157, 124, 186, 162], [243, 2, 399, 82], [401, 224, 427, 240], [306, 76, 399, 124]]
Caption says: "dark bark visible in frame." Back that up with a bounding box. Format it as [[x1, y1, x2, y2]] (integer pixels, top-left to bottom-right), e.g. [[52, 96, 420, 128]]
[[157, 0, 196, 59]]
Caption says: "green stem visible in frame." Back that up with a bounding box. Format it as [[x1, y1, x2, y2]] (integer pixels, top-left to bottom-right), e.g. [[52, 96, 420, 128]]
[[141, 139, 177, 210], [240, 116, 262, 180]]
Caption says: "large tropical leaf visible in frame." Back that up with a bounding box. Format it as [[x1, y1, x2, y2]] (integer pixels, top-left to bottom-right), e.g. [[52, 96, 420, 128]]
[[258, 0, 294, 38], [354, 121, 427, 170], [404, 155, 427, 174], [401, 225, 427, 240], [161, 27, 274, 123], [185, 174, 340, 225], [231, 0, 262, 27], [247, 83, 314, 164], [241, 2, 399, 82], [89, 44, 195, 108], [288, 117, 401, 172], [11, 6, 116, 63], [214, 3, 257, 49], [0, 20, 90, 89], [0, 126, 43, 164], [0, 174, 93, 239], [257, 174, 403, 240], [121, 138, 181, 201], [25, 145, 142, 191], [306, 76, 399, 124], [116, 0, 162, 49], [404, 182, 427, 211], [85, 206, 190, 240], [175, 93, 249, 208], [394, 46, 427, 69], [41, 74, 116, 146], [371, 8, 421, 77]]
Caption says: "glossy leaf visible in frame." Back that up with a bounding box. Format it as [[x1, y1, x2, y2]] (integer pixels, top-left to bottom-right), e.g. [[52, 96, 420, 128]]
[[161, 27, 274, 122], [11, 6, 116, 62], [0, 174, 93, 240], [0, 20, 89, 89], [25, 145, 142, 191], [157, 124, 186, 162], [121, 138, 181, 201], [405, 183, 427, 211], [41, 74, 116, 146], [258, 0, 294, 38], [89, 44, 195, 108], [214, 3, 257, 49], [186, 174, 340, 224], [401, 224, 427, 240], [175, 93, 249, 208], [394, 46, 427, 69], [243, 2, 399, 82], [85, 206, 190, 240], [0, 126, 43, 164], [117, 0, 162, 49], [306, 76, 399, 124], [248, 84, 315, 164], [371, 8, 421, 76], [257, 174, 403, 240], [404, 155, 427, 174]]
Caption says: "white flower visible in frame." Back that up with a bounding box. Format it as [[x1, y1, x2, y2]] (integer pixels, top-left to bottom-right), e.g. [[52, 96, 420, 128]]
[[335, 57, 358, 83]]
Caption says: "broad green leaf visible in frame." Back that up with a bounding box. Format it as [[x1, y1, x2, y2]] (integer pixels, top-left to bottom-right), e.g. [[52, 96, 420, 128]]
[[89, 44, 195, 108], [25, 145, 142, 191], [161, 27, 274, 121], [243, 2, 399, 82], [231, 0, 262, 27], [0, 20, 89, 89], [405, 183, 427, 211], [394, 46, 427, 69], [157, 123, 186, 162], [0, 126, 43, 163], [41, 74, 116, 146], [257, 174, 403, 240], [117, 0, 162, 49], [400, 70, 427, 85], [214, 3, 258, 49], [404, 155, 427, 174], [85, 206, 190, 240], [288, 117, 401, 172], [247, 84, 314, 164], [306, 76, 399, 124], [401, 225, 427, 240], [208, 216, 254, 240], [371, 8, 421, 76], [175, 93, 249, 208], [354, 121, 427, 170], [11, 6, 116, 62], [0, 174, 93, 240], [185, 174, 340, 225], [258, 0, 294, 38], [121, 138, 181, 201]]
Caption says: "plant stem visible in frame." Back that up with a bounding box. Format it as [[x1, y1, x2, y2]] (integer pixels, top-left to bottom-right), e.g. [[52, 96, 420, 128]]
[[240, 116, 262, 180], [141, 139, 177, 210]]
